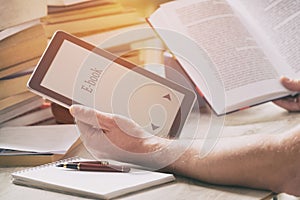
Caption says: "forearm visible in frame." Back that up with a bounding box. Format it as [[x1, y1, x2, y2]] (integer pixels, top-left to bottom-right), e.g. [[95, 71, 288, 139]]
[[167, 134, 280, 189], [146, 132, 291, 193]]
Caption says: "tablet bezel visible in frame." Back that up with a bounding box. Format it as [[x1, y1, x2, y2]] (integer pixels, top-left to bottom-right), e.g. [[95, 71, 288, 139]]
[[28, 31, 196, 138]]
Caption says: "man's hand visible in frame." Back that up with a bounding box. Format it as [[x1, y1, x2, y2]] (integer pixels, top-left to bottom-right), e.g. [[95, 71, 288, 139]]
[[69, 105, 300, 196], [69, 105, 163, 163], [273, 77, 300, 111]]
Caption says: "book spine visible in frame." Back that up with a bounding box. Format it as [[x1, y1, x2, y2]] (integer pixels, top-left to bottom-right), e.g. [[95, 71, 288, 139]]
[[0, 106, 53, 128], [0, 33, 47, 70], [42, 4, 124, 24], [0, 57, 39, 79], [43, 11, 144, 38], [0, 74, 31, 100]]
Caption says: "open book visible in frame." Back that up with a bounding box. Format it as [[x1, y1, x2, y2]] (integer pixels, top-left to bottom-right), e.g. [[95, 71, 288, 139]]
[[12, 157, 175, 199], [148, 0, 300, 115]]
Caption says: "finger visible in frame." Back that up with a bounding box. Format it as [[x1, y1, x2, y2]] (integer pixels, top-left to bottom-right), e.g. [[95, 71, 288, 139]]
[[76, 120, 112, 159], [76, 120, 103, 137], [76, 120, 110, 145], [273, 99, 300, 112], [281, 76, 300, 92], [70, 104, 115, 130]]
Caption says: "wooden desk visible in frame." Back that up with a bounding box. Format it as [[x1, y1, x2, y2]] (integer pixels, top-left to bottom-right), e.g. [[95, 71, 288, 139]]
[[1, 102, 299, 200]]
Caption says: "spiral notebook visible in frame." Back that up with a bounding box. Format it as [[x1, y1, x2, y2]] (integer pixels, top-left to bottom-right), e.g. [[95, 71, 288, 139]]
[[11, 157, 175, 199]]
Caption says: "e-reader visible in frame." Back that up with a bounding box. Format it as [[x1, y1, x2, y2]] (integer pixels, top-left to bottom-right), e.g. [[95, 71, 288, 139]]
[[28, 31, 196, 138]]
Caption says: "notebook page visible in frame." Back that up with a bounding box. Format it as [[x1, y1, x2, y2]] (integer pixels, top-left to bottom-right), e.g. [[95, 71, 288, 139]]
[[12, 157, 175, 199]]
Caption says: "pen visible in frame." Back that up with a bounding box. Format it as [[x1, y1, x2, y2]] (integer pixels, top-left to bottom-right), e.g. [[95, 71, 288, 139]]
[[69, 161, 109, 165], [56, 162, 131, 172]]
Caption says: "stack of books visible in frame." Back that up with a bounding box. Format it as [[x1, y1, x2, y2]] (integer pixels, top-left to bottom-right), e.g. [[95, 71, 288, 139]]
[[81, 22, 166, 66], [0, 0, 48, 79], [1, 0, 167, 126], [0, 0, 54, 127], [42, 0, 146, 38], [43, 0, 166, 73]]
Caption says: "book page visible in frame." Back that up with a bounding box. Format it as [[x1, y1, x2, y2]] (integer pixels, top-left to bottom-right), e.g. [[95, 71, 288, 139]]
[[165, 0, 280, 91], [152, 0, 289, 113], [227, 0, 300, 76], [0, 125, 79, 153]]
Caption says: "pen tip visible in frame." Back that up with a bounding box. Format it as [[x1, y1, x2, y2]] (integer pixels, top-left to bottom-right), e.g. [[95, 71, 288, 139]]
[[56, 164, 64, 167]]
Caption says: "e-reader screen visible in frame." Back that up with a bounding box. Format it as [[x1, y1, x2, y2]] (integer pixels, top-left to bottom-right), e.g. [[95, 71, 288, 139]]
[[28, 31, 196, 137]]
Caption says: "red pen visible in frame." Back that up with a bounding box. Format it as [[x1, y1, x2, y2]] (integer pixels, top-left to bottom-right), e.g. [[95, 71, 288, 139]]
[[56, 162, 131, 172]]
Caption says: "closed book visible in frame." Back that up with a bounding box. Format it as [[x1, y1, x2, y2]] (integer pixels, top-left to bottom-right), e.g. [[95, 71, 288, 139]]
[[0, 57, 39, 79], [0, 152, 65, 167], [0, 0, 47, 30], [0, 74, 31, 100], [0, 20, 40, 41], [0, 125, 80, 166], [42, 2, 124, 24], [47, 0, 115, 13], [81, 22, 156, 51], [42, 9, 145, 38], [0, 95, 44, 124], [0, 24, 47, 70], [47, 0, 92, 6], [0, 106, 53, 128], [0, 91, 36, 112]]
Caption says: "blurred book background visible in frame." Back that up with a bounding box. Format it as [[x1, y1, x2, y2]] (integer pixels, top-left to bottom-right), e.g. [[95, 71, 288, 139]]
[[0, 0, 50, 127], [0, 0, 170, 165], [0, 0, 171, 128]]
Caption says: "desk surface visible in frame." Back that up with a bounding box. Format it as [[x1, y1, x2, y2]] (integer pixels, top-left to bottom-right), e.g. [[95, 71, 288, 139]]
[[1, 102, 299, 200]]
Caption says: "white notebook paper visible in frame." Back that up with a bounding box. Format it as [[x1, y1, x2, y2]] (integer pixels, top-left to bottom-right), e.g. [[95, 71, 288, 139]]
[[12, 157, 175, 199]]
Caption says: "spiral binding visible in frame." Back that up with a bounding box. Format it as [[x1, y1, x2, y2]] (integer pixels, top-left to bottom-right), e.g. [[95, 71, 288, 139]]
[[13, 156, 82, 174]]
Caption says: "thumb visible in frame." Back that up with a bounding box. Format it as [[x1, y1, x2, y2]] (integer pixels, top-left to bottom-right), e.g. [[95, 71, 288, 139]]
[[281, 76, 300, 92], [69, 105, 99, 127], [69, 105, 114, 131]]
